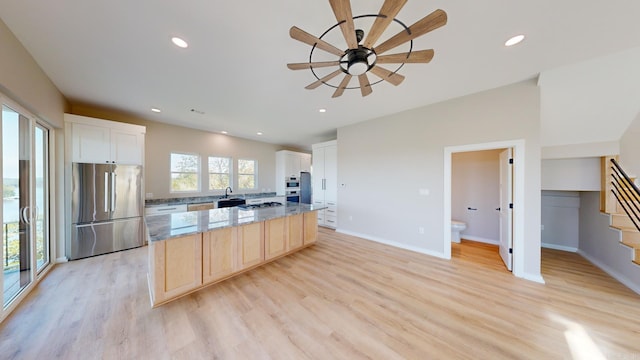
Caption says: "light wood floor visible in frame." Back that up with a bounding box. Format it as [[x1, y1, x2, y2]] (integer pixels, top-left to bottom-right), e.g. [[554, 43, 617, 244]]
[[2, 228, 639, 359]]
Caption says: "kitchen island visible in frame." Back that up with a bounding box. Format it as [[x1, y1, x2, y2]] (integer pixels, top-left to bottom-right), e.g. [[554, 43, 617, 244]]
[[145, 202, 323, 306]]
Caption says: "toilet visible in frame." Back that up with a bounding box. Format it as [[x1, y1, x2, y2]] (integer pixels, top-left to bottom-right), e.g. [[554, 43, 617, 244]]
[[451, 220, 467, 243]]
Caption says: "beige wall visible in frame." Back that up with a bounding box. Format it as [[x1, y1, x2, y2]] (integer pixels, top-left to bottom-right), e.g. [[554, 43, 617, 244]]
[[337, 79, 542, 279], [69, 104, 289, 199], [620, 112, 640, 178], [0, 18, 67, 127]]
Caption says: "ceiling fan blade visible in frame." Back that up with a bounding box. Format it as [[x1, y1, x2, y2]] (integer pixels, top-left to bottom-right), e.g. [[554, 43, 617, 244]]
[[358, 74, 373, 97], [329, 0, 358, 49], [363, 0, 408, 49], [332, 74, 353, 98], [287, 61, 341, 70], [369, 66, 405, 86], [376, 49, 434, 64], [305, 69, 344, 90], [374, 9, 447, 55], [290, 26, 345, 57]]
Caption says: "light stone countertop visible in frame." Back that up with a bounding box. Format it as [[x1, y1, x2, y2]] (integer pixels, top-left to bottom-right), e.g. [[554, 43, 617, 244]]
[[145, 202, 326, 242]]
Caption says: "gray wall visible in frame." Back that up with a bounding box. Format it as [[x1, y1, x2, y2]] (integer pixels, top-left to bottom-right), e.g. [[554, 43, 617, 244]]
[[0, 18, 67, 128], [541, 158, 601, 191], [337, 80, 542, 280], [452, 149, 501, 243], [541, 191, 580, 251], [579, 191, 640, 293]]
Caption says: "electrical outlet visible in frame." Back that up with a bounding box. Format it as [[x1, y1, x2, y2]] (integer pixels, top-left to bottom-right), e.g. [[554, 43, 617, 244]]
[[418, 227, 425, 234], [146, 192, 153, 198], [349, 215, 353, 221], [541, 225, 545, 231]]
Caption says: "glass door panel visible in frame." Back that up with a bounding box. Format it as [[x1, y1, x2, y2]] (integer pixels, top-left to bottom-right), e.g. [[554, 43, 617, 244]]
[[2, 105, 32, 307], [34, 124, 49, 272]]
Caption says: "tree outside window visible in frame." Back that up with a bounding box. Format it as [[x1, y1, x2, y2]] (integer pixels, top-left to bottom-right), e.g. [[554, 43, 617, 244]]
[[170, 152, 199, 192], [208, 156, 231, 190], [238, 159, 256, 190]]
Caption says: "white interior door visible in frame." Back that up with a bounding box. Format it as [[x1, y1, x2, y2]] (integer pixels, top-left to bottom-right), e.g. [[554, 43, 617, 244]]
[[499, 148, 513, 271]]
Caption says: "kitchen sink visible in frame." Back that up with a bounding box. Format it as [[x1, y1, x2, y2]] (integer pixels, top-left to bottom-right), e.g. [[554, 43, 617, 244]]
[[217, 198, 246, 208]]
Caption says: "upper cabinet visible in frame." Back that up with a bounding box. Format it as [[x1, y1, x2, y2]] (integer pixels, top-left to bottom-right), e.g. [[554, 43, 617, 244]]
[[66, 114, 146, 165], [276, 150, 311, 179]]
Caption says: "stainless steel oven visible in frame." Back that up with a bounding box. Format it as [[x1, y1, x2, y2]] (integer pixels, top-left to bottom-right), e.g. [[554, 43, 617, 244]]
[[286, 176, 300, 188]]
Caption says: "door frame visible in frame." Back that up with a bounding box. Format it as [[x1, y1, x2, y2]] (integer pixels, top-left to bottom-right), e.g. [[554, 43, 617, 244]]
[[444, 139, 525, 278]]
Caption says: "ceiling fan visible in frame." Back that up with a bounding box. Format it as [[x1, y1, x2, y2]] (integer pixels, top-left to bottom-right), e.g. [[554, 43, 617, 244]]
[[287, 0, 447, 98]]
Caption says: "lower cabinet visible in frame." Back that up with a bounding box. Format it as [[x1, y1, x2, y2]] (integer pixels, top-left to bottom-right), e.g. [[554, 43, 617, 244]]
[[304, 211, 318, 245], [202, 227, 236, 284], [149, 210, 319, 306], [149, 233, 202, 304], [237, 222, 265, 270], [265, 217, 287, 260], [288, 214, 304, 251]]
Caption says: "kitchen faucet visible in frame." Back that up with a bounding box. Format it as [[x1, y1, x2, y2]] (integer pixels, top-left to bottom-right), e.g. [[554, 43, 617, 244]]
[[225, 187, 232, 198]]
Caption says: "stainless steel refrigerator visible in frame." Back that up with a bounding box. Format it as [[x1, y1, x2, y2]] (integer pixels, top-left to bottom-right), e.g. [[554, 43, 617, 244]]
[[69, 163, 144, 260], [300, 171, 312, 204]]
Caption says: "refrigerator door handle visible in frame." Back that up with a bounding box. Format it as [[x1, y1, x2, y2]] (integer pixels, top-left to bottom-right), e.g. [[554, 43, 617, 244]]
[[111, 172, 116, 212], [104, 172, 110, 213]]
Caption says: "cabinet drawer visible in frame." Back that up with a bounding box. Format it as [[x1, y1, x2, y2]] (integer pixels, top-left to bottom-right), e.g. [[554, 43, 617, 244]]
[[325, 206, 337, 216], [145, 204, 188, 215], [324, 215, 337, 228]]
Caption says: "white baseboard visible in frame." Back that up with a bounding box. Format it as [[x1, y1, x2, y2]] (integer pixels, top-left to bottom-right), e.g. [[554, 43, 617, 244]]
[[335, 229, 447, 259], [577, 249, 640, 295], [519, 272, 546, 284], [461, 235, 499, 245], [55, 256, 68, 263], [541, 243, 578, 252]]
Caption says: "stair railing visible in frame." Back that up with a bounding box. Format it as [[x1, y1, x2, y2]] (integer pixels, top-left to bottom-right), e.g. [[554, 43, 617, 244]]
[[610, 158, 640, 232]]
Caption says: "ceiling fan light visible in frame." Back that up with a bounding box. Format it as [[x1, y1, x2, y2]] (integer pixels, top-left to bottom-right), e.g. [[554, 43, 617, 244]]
[[348, 61, 369, 76]]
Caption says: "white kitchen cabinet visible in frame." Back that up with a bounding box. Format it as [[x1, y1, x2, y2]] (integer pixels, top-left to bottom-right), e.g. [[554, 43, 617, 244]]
[[312, 140, 337, 228], [66, 114, 145, 165], [276, 150, 311, 195]]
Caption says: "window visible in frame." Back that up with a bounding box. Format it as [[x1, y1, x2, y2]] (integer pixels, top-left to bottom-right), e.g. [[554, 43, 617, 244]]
[[170, 152, 199, 192], [238, 159, 256, 190], [208, 156, 231, 190]]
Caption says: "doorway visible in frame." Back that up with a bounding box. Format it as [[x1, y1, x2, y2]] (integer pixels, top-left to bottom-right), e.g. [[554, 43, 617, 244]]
[[444, 140, 525, 278], [450, 148, 511, 270]]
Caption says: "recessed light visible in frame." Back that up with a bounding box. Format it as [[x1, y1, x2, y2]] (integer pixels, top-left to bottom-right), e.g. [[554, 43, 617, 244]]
[[171, 36, 188, 48], [151, 108, 161, 113], [505, 34, 525, 47], [221, 131, 228, 134], [257, 132, 263, 136], [319, 108, 327, 113]]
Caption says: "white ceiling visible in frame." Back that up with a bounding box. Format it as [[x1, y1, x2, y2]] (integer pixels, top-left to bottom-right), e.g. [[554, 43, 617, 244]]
[[2, 0, 640, 149]]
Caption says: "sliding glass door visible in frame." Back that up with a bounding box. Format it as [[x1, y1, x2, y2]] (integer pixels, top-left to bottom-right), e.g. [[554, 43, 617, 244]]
[[34, 124, 50, 272], [1, 102, 51, 309]]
